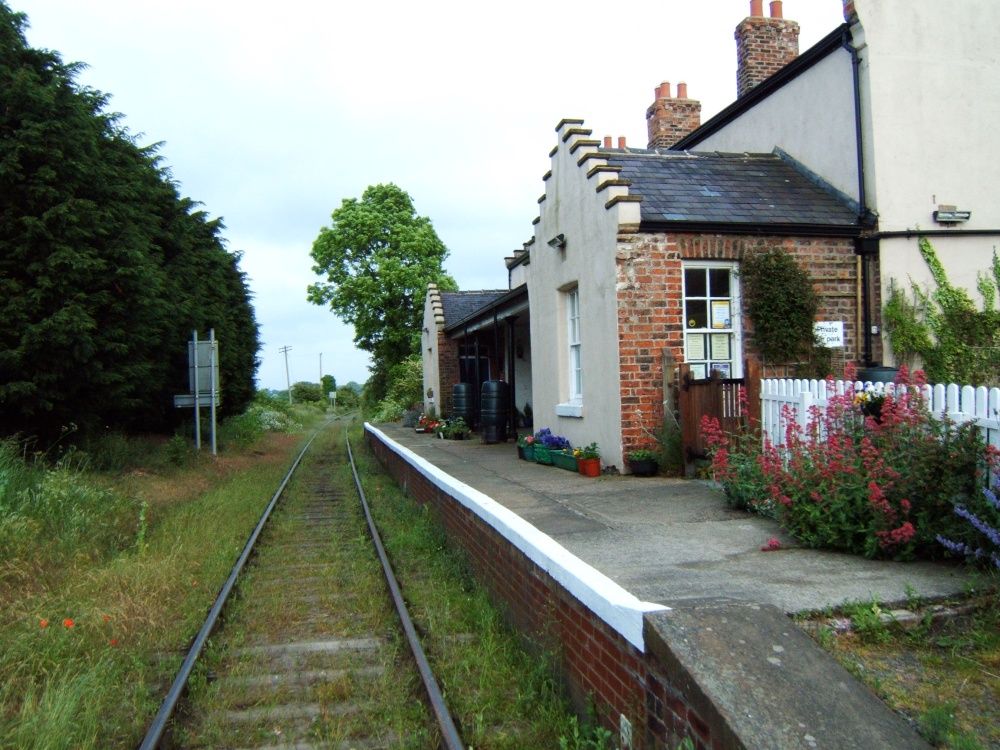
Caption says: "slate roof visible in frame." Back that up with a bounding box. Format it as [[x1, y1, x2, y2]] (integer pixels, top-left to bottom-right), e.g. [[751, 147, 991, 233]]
[[605, 149, 860, 229], [440, 290, 509, 328]]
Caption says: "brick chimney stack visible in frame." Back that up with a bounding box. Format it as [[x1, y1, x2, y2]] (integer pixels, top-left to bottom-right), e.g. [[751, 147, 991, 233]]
[[735, 0, 799, 98], [646, 81, 702, 149]]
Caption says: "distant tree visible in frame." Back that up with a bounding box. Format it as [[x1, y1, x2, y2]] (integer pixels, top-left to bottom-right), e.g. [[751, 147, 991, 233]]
[[308, 184, 456, 402], [291, 381, 323, 403], [335, 385, 360, 410], [320, 374, 336, 396]]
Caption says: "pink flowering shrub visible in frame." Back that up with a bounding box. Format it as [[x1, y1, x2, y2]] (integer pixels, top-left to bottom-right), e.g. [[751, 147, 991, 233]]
[[705, 365, 998, 561]]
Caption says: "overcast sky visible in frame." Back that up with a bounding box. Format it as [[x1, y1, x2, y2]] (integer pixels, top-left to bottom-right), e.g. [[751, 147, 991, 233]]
[[15, 0, 846, 391]]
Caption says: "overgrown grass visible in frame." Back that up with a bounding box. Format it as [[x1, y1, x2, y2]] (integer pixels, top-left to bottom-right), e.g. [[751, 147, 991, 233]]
[[348, 424, 613, 748], [799, 580, 1000, 749], [0, 408, 326, 748]]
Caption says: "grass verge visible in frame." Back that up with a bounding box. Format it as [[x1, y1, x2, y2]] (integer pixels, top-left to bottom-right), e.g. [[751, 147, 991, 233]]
[[798, 580, 1000, 750], [0, 406, 326, 748], [347, 422, 613, 748]]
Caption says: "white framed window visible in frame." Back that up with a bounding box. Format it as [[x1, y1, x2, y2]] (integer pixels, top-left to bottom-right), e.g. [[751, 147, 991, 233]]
[[682, 262, 743, 379], [567, 288, 582, 403]]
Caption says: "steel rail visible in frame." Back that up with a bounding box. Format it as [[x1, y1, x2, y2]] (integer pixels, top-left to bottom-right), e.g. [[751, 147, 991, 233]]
[[345, 433, 465, 750], [138, 420, 332, 750]]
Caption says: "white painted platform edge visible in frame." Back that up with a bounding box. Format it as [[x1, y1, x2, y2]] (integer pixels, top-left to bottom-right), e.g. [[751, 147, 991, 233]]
[[365, 423, 668, 651]]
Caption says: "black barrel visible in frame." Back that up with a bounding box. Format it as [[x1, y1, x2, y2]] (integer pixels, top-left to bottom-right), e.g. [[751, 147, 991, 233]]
[[858, 366, 899, 385], [452, 383, 476, 428], [479, 380, 510, 444]]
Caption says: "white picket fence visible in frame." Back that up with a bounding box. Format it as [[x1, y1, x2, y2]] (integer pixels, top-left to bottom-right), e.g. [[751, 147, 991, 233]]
[[761, 378, 1000, 456]]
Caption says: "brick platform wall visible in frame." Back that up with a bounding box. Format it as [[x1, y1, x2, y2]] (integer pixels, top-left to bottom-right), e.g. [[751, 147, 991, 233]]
[[615, 231, 869, 456], [365, 426, 724, 749]]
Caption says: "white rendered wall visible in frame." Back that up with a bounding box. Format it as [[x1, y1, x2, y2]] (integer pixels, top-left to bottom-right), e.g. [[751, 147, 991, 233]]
[[421, 289, 441, 414], [527, 122, 639, 470], [695, 48, 859, 202], [852, 0, 1000, 327]]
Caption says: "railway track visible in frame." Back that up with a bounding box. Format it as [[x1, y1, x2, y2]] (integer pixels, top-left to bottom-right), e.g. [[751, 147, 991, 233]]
[[142, 420, 463, 749]]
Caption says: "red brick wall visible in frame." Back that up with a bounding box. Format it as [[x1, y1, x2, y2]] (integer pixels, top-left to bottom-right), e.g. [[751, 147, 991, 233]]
[[615, 231, 871, 456], [365, 427, 726, 749], [437, 332, 460, 416]]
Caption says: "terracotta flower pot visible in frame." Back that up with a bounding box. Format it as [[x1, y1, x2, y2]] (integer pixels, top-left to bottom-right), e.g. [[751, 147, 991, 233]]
[[579, 457, 600, 477]]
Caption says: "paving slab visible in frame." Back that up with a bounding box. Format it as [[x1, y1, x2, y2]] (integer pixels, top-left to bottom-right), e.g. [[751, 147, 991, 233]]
[[375, 424, 971, 614]]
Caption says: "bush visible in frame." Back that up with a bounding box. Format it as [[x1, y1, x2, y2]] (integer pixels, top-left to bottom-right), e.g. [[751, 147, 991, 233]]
[[705, 365, 998, 560], [938, 476, 1000, 569], [4, 463, 138, 558]]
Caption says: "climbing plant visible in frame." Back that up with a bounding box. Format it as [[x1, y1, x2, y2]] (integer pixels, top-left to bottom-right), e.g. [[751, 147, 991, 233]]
[[740, 247, 828, 376], [883, 238, 1000, 386]]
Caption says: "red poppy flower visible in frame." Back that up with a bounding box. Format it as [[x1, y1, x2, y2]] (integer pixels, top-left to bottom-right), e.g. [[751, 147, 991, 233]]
[[63, 619, 74, 628], [40, 619, 48, 628]]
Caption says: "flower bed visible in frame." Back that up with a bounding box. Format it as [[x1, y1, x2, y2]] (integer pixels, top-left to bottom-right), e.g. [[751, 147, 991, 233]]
[[704, 365, 999, 561]]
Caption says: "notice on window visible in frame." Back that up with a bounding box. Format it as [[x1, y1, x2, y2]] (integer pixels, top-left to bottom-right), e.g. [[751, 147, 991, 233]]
[[711, 300, 731, 329], [687, 333, 705, 361], [710, 334, 730, 360], [689, 363, 707, 380], [711, 362, 731, 378]]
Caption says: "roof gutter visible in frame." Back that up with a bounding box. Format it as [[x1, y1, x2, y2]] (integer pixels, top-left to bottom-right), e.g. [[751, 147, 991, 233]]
[[637, 220, 863, 238]]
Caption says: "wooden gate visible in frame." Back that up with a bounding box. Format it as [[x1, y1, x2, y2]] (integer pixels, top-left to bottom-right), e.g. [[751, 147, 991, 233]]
[[679, 358, 761, 472]]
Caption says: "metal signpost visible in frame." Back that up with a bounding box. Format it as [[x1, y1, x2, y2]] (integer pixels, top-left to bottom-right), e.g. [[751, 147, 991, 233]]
[[174, 330, 220, 455]]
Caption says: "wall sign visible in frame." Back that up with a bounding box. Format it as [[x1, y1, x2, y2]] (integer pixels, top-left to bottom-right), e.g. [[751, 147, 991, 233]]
[[814, 321, 845, 348]]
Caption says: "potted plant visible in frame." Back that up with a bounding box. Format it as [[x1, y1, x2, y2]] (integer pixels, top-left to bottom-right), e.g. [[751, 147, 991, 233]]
[[551, 445, 578, 471], [575, 442, 601, 477], [854, 385, 887, 424], [517, 434, 535, 461], [445, 417, 469, 440], [532, 428, 569, 465], [627, 449, 659, 477]]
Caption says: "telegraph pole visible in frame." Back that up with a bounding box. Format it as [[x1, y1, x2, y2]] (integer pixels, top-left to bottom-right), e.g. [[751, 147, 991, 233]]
[[279, 345, 293, 404], [319, 352, 323, 386]]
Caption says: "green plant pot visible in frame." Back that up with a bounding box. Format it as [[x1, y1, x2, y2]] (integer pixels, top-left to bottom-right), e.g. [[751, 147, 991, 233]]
[[533, 445, 553, 465], [551, 450, 578, 471], [522, 445, 535, 461]]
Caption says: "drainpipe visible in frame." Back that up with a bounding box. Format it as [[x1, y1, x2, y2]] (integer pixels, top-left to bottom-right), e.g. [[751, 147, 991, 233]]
[[507, 316, 518, 440], [843, 26, 874, 366]]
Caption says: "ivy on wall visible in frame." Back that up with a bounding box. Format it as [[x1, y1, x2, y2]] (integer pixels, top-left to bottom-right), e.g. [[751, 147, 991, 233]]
[[740, 247, 829, 377], [883, 237, 1000, 386]]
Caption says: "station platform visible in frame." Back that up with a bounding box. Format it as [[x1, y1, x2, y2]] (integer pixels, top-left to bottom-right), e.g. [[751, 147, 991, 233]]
[[371, 423, 969, 615]]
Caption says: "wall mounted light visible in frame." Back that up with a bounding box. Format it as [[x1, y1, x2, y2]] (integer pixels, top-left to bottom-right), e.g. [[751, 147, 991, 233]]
[[547, 233, 566, 249], [934, 205, 971, 223]]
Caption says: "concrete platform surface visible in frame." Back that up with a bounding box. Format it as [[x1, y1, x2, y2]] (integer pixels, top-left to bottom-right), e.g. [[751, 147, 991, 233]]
[[374, 424, 970, 614]]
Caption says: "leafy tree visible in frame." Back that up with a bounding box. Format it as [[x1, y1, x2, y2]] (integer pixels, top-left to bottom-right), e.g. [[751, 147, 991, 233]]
[[290, 381, 323, 403], [0, 4, 259, 441], [308, 184, 456, 402], [320, 374, 336, 397], [334, 385, 359, 410]]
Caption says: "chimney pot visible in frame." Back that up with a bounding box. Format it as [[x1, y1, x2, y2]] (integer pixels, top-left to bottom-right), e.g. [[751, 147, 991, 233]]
[[618, 136, 627, 149], [750, 0, 763, 17], [657, 81, 672, 99], [677, 82, 688, 99], [769, 0, 783, 18], [603, 135, 612, 148]]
